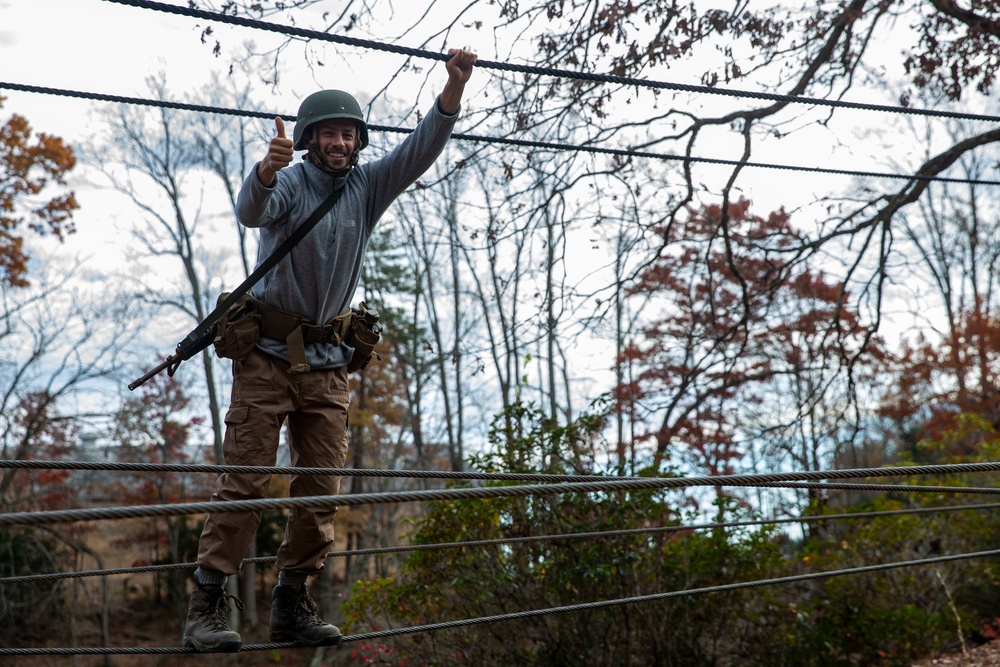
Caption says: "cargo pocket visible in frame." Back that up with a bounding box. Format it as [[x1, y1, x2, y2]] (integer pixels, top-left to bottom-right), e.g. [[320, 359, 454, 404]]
[[222, 404, 259, 465]]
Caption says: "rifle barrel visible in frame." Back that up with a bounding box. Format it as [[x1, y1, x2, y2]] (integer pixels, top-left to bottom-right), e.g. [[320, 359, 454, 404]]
[[128, 330, 215, 391], [128, 357, 175, 391]]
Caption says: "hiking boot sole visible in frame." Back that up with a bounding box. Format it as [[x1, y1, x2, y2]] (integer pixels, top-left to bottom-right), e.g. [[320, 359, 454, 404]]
[[183, 636, 242, 653]]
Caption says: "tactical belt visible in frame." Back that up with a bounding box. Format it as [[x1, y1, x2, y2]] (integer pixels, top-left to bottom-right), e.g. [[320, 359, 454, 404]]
[[254, 298, 352, 374]]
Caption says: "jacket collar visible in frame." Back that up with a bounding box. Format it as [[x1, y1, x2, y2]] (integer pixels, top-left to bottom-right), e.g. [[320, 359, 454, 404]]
[[302, 159, 349, 194]]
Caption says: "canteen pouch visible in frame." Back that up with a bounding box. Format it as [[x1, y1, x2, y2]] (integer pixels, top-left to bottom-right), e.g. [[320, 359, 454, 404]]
[[346, 301, 382, 373], [212, 292, 261, 361]]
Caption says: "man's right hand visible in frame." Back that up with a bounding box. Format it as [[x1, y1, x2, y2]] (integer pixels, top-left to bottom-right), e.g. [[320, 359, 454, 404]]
[[257, 117, 294, 186]]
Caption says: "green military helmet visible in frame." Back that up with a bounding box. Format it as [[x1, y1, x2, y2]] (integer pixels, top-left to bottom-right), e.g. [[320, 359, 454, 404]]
[[293, 89, 369, 151]]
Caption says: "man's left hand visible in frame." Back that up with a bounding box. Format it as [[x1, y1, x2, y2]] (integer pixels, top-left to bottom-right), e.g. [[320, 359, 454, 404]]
[[446, 49, 478, 85]]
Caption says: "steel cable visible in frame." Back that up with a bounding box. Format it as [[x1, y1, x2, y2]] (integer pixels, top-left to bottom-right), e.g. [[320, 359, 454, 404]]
[[101, 0, 1000, 124], [4, 546, 1000, 655], [2, 476, 1000, 528], [5, 456, 1000, 483], [0, 456, 635, 481], [3, 501, 997, 585], [340, 547, 1000, 644], [1, 81, 990, 187]]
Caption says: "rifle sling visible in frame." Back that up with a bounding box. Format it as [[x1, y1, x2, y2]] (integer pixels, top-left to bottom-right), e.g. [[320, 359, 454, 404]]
[[175, 182, 346, 357]]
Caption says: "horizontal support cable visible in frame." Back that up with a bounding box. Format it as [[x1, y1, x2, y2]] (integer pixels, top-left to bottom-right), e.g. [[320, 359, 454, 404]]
[[0, 81, 277, 118], [447, 131, 997, 185], [3, 501, 996, 585], [2, 476, 999, 528], [5, 457, 1000, 484], [0, 641, 296, 656], [1, 81, 987, 186], [341, 547, 1000, 644], [0, 457, 635, 482], [5, 546, 1000, 655], [101, 0, 1000, 124]]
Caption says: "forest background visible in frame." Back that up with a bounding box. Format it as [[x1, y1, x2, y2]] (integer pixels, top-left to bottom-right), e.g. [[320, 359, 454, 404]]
[[7, 0, 1000, 665]]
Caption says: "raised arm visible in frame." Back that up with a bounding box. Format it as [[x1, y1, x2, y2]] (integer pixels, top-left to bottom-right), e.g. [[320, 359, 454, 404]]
[[437, 49, 478, 115]]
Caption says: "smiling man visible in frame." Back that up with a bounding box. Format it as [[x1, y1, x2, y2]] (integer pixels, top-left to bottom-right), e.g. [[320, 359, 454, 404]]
[[182, 48, 477, 653]]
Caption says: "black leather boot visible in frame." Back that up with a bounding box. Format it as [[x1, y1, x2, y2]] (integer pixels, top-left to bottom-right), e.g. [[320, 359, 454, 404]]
[[269, 583, 341, 646], [182, 585, 243, 652]]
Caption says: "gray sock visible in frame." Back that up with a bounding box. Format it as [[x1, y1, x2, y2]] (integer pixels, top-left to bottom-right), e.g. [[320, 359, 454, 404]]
[[194, 567, 227, 588], [278, 570, 308, 589]]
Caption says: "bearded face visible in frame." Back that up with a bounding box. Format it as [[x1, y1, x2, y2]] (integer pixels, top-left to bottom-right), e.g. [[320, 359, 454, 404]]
[[305, 118, 360, 174]]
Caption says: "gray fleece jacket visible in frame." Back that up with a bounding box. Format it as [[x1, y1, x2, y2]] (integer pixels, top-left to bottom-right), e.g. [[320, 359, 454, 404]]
[[235, 101, 458, 369]]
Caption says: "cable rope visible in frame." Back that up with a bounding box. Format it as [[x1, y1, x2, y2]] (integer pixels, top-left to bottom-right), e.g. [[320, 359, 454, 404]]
[[448, 134, 995, 185], [2, 81, 990, 187], [339, 547, 1000, 644], [0, 457, 635, 481], [0, 642, 294, 656], [101, 0, 1000, 125], [3, 477, 1000, 528], [5, 546, 1000, 656], [3, 500, 997, 585], [7, 456, 1000, 484]]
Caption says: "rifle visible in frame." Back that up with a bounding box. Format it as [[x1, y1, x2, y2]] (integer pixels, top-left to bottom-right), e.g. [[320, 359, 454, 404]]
[[127, 330, 214, 391], [128, 183, 346, 391]]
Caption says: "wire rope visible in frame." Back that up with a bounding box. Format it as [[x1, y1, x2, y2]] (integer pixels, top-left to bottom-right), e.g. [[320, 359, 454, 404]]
[[3, 500, 996, 585], [101, 0, 1000, 124], [4, 546, 1000, 655], [340, 547, 1000, 644], [6, 456, 1000, 484], [0, 456, 640, 482], [1, 81, 990, 187], [2, 477, 1000, 528]]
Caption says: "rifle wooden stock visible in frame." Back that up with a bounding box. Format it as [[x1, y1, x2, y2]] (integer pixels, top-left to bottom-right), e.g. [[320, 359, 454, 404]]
[[128, 330, 213, 391]]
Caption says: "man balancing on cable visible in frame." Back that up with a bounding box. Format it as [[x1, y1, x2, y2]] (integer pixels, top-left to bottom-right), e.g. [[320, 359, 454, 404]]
[[182, 48, 477, 653]]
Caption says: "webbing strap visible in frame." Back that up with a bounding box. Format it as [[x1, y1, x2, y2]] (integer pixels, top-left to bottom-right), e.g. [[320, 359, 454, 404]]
[[253, 298, 353, 373], [174, 181, 347, 357], [287, 326, 310, 373]]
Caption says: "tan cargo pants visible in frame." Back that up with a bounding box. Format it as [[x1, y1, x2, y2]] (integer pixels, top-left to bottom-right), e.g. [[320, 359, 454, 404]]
[[196, 346, 350, 576]]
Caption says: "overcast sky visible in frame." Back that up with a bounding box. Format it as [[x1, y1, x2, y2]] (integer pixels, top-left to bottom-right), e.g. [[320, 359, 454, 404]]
[[1, 0, 225, 133], [3, 0, 954, 219], [5, 0, 998, 343]]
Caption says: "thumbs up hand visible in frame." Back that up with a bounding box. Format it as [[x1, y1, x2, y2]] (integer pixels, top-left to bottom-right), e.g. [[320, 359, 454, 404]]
[[257, 117, 295, 186]]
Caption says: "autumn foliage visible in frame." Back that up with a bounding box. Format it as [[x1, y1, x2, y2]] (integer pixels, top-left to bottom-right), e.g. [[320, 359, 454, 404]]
[[879, 308, 1000, 456], [615, 199, 883, 474], [0, 390, 78, 513], [0, 95, 78, 287]]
